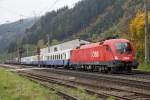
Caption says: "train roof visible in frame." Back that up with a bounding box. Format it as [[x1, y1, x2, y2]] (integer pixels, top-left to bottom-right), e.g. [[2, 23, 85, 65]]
[[104, 39, 129, 43], [41, 39, 90, 54], [78, 39, 129, 49], [42, 49, 71, 56]]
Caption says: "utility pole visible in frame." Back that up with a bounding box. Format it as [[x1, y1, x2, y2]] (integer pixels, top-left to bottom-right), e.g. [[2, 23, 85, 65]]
[[47, 34, 51, 53], [26, 44, 29, 56], [26, 34, 29, 57], [144, 0, 149, 63], [37, 47, 41, 67]]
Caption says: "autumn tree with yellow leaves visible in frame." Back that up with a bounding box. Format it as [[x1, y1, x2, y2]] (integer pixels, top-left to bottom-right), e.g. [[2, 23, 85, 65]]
[[129, 11, 150, 61]]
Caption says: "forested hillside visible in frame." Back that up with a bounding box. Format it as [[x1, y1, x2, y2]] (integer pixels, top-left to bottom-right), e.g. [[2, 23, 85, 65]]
[[3, 0, 148, 62], [24, 0, 143, 45], [0, 18, 35, 52]]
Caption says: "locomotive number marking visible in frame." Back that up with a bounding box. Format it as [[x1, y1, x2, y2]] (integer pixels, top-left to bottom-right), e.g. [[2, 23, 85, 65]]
[[91, 51, 99, 58]]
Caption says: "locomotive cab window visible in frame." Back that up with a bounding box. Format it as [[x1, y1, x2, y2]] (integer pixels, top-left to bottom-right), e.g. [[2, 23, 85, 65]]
[[115, 42, 131, 54]]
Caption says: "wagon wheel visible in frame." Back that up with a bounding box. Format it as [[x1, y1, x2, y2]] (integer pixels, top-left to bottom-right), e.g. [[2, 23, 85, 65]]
[[124, 66, 132, 74], [108, 67, 116, 74]]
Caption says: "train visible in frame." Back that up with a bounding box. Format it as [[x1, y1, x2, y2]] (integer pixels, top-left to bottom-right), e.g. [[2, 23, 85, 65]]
[[6, 38, 139, 73]]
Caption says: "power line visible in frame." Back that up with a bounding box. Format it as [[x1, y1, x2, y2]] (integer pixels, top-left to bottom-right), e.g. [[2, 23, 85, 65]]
[[0, 6, 27, 18], [0, 6, 27, 24], [39, 0, 59, 16]]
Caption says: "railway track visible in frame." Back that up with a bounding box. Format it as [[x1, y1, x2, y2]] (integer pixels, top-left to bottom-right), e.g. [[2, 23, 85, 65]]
[[18, 70, 150, 100], [40, 68, 150, 89], [19, 72, 80, 100], [1, 64, 150, 99], [19, 71, 108, 100]]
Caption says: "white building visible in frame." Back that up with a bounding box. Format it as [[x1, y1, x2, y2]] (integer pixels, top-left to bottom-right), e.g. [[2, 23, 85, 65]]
[[40, 39, 90, 54]]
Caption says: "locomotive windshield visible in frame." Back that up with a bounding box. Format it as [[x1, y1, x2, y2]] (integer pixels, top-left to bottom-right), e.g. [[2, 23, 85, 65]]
[[115, 42, 131, 54]]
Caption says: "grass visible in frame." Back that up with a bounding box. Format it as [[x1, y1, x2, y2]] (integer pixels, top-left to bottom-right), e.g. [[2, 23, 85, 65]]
[[0, 67, 115, 100], [107, 96, 116, 100], [53, 85, 116, 100], [52, 85, 98, 100], [138, 63, 150, 71], [0, 68, 60, 100]]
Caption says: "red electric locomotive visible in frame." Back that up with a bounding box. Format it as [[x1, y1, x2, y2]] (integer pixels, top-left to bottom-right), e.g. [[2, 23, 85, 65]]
[[70, 38, 139, 73]]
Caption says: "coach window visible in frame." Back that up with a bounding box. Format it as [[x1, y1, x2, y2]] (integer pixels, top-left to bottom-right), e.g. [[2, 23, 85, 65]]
[[59, 55, 60, 60], [64, 54, 66, 59], [65, 54, 66, 59], [60, 54, 62, 60], [63, 54, 65, 59], [48, 56, 49, 60], [54, 47, 58, 52]]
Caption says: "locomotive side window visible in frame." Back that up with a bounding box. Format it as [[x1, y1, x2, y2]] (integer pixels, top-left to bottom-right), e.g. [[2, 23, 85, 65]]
[[106, 45, 112, 52], [115, 42, 131, 54]]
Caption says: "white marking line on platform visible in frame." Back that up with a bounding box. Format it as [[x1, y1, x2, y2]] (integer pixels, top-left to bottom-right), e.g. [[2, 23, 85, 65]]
[[6, 68, 50, 72]]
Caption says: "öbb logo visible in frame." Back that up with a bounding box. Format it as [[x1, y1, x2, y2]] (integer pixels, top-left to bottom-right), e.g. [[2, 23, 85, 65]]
[[91, 51, 99, 58]]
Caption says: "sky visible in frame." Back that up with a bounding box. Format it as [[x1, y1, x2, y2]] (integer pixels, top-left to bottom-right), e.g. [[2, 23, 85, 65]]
[[0, 0, 81, 24]]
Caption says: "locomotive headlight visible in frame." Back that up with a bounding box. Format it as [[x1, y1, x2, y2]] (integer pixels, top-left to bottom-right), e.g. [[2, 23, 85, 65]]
[[115, 56, 119, 60]]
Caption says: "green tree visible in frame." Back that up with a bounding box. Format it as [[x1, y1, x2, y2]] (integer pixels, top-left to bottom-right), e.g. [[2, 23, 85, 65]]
[[129, 11, 150, 61]]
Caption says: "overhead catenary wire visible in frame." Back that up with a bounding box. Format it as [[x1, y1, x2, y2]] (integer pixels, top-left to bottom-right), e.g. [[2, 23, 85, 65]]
[[0, 6, 28, 24], [0, 6, 27, 18], [0, 0, 59, 24], [39, 0, 60, 16]]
